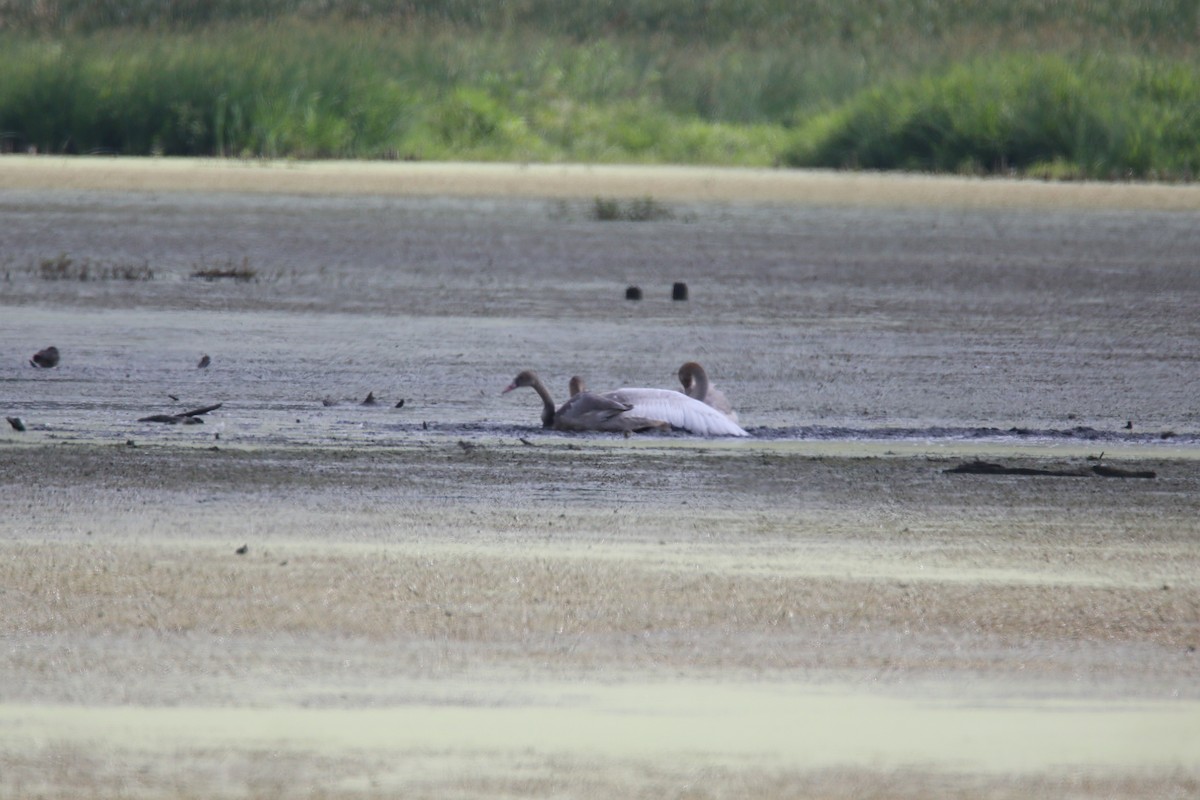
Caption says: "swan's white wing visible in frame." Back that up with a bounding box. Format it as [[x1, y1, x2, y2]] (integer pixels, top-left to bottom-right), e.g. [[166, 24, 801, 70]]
[[608, 388, 748, 436]]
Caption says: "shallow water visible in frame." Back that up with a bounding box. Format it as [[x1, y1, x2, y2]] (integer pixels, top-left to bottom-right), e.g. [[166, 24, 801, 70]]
[[3, 189, 1199, 448]]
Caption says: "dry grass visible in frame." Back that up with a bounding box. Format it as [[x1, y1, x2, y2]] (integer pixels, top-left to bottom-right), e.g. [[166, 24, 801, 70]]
[[189, 256, 257, 282], [592, 196, 674, 221], [36, 252, 154, 281]]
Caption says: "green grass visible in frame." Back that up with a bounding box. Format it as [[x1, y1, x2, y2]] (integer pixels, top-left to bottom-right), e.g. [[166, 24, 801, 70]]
[[2, 2, 1199, 178], [0, 23, 791, 162], [0, 26, 418, 158], [783, 54, 1200, 180]]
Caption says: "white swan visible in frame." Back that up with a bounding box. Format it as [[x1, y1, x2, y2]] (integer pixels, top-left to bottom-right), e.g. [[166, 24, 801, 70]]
[[678, 361, 738, 423], [503, 370, 748, 436], [601, 385, 748, 436]]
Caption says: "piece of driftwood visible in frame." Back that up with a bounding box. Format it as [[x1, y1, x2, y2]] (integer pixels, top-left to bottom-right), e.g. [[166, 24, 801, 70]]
[[1091, 464, 1157, 479], [138, 414, 203, 424], [945, 460, 1155, 479], [944, 461, 1086, 477], [179, 403, 222, 417], [138, 402, 222, 424]]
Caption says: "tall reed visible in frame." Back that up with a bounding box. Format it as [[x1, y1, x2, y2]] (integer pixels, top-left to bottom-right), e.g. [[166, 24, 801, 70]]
[[9, 0, 1200, 50], [2, 6, 1197, 176], [782, 54, 1200, 179]]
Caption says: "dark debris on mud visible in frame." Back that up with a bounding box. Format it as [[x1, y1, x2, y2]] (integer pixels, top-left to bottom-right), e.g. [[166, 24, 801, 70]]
[[748, 424, 1198, 446]]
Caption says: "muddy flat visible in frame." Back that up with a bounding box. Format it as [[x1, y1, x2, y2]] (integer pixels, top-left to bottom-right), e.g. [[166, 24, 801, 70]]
[[2, 159, 1199, 799]]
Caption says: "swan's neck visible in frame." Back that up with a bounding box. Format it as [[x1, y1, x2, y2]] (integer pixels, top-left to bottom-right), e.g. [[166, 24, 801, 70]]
[[531, 378, 556, 427]]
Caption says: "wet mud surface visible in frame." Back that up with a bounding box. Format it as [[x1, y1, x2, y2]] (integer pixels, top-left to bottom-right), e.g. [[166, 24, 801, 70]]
[[2, 161, 1200, 798], [3, 168, 1200, 441], [3, 440, 1199, 798]]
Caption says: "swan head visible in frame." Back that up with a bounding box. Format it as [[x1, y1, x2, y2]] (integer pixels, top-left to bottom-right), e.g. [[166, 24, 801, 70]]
[[568, 375, 587, 396], [503, 369, 556, 427], [502, 369, 540, 394]]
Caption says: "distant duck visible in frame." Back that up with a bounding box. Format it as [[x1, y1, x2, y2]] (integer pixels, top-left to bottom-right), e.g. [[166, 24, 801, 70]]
[[503, 369, 748, 436], [197, 354, 211, 369], [30, 346, 60, 368], [678, 361, 738, 423]]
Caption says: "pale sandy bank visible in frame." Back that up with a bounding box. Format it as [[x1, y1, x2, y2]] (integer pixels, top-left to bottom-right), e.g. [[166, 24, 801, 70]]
[[4, 155, 1200, 210]]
